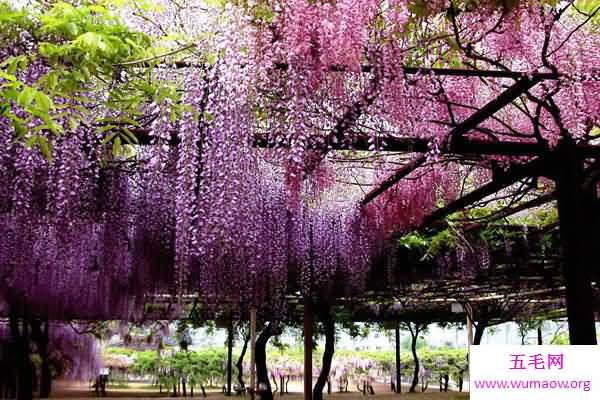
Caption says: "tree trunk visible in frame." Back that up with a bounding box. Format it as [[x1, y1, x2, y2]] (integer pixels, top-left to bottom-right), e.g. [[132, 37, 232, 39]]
[[409, 327, 419, 393], [256, 323, 279, 400], [236, 332, 250, 391], [473, 323, 486, 345], [313, 309, 334, 400], [31, 319, 51, 398], [227, 322, 233, 396], [537, 327, 543, 345], [10, 306, 34, 400], [303, 300, 313, 400]]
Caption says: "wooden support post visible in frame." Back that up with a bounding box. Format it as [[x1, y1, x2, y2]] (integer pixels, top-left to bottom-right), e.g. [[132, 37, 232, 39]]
[[304, 300, 313, 400], [227, 320, 233, 396], [555, 141, 598, 344], [395, 322, 401, 394], [250, 307, 257, 394]]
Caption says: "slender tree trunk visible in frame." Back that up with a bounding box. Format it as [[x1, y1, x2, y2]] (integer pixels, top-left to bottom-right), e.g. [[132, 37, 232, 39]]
[[303, 299, 313, 400], [408, 325, 420, 393], [537, 327, 543, 345], [272, 375, 278, 394], [11, 305, 34, 400], [473, 323, 486, 345], [227, 322, 233, 396], [236, 332, 250, 391], [256, 323, 279, 400], [313, 308, 334, 400]]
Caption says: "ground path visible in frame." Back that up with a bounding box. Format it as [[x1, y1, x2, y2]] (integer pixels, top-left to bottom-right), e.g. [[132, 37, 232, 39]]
[[52, 382, 468, 400]]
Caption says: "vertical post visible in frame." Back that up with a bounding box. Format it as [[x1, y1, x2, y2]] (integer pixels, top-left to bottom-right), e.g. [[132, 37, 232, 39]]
[[537, 327, 543, 345], [555, 141, 597, 344], [250, 307, 257, 393], [304, 299, 313, 400], [227, 320, 233, 396], [465, 303, 474, 346], [395, 321, 401, 394]]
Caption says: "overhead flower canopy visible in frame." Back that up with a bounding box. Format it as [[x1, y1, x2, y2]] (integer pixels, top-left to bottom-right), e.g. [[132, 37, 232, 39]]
[[0, 0, 599, 326]]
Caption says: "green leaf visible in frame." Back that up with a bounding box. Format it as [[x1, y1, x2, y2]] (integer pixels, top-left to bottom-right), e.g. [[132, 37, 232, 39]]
[[17, 86, 36, 108], [25, 135, 38, 149], [203, 111, 214, 122], [204, 0, 227, 9], [101, 131, 118, 144], [112, 135, 122, 157], [121, 127, 139, 144], [254, 3, 274, 23], [206, 52, 218, 66], [37, 136, 52, 162], [68, 117, 79, 131], [34, 91, 54, 112], [65, 21, 79, 36], [0, 70, 16, 82]]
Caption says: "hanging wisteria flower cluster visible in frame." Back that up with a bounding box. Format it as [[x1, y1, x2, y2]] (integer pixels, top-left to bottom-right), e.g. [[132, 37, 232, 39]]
[[1, 0, 599, 324]]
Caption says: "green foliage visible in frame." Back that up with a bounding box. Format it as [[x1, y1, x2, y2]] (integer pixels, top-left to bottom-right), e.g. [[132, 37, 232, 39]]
[[398, 198, 559, 262], [574, 0, 600, 24], [398, 228, 459, 261], [551, 332, 570, 345], [127, 347, 227, 388], [0, 0, 191, 160], [129, 350, 159, 375], [105, 347, 137, 356]]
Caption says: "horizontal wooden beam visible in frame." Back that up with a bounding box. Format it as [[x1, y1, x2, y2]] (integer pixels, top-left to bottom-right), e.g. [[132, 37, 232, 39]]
[[360, 155, 427, 206], [420, 157, 550, 227], [448, 77, 542, 144], [273, 63, 559, 80]]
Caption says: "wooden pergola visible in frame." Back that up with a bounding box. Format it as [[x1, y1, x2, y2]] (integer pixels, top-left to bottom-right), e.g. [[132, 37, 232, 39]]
[[123, 62, 600, 400]]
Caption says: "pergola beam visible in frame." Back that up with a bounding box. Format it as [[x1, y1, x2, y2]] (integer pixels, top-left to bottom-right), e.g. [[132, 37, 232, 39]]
[[142, 57, 561, 81], [360, 155, 427, 206], [272, 63, 559, 81], [459, 192, 556, 227], [448, 77, 542, 144], [420, 157, 548, 228]]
